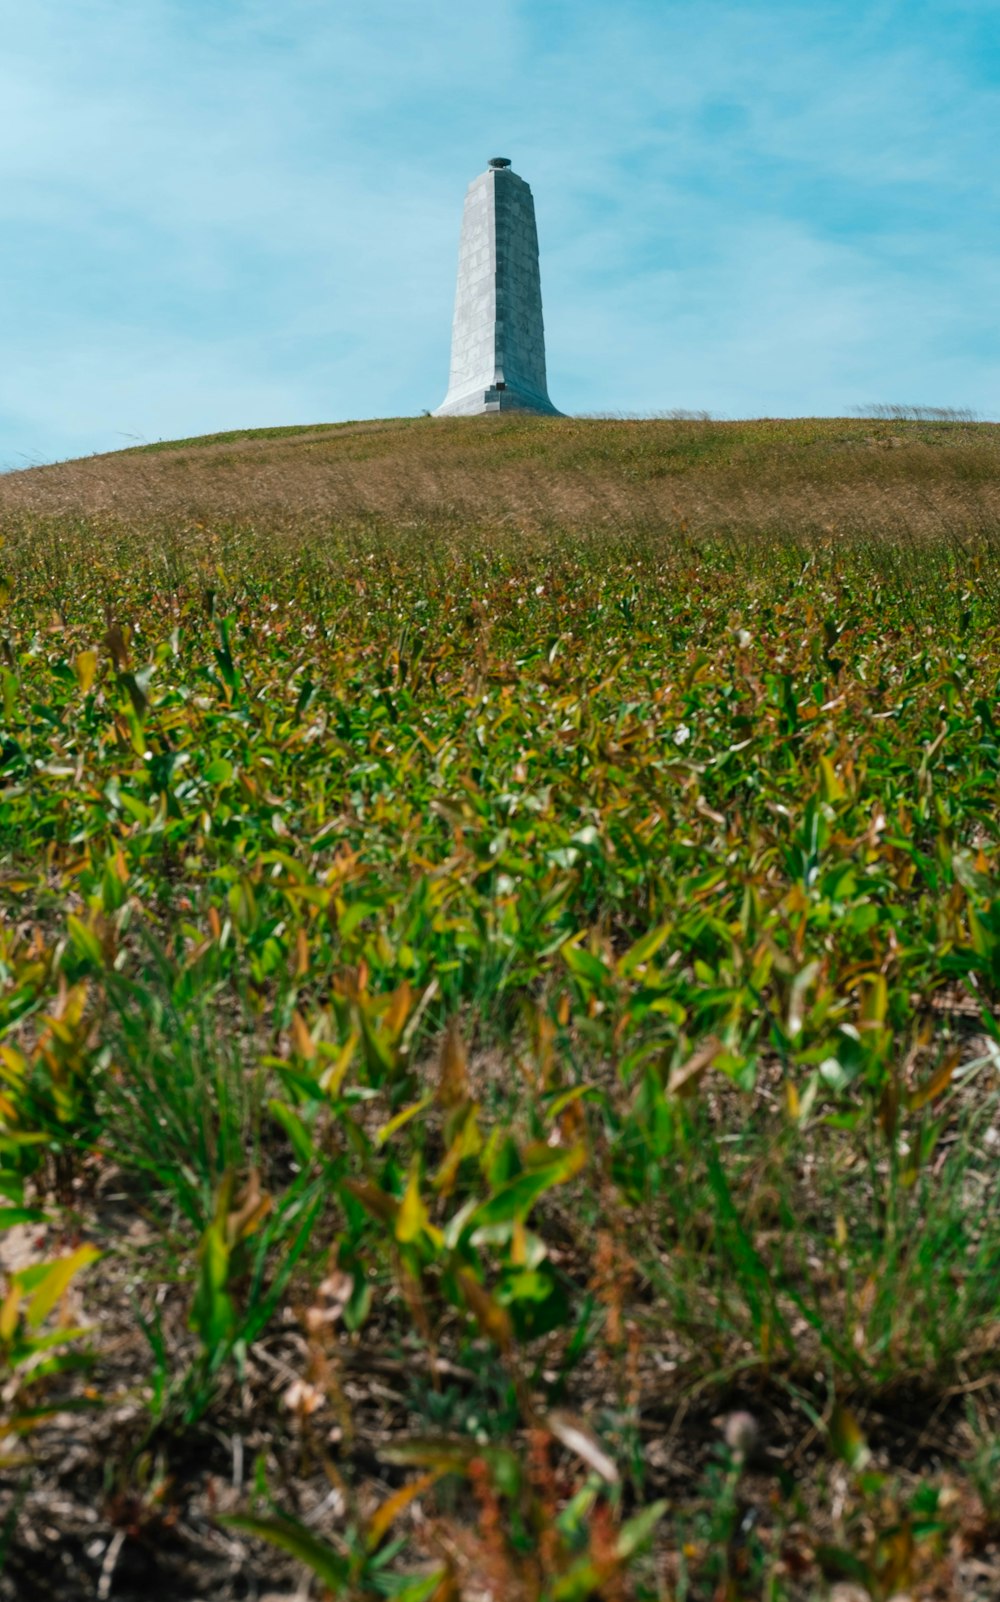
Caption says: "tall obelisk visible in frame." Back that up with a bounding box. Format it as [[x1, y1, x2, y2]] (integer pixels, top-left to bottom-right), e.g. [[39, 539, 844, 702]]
[[434, 157, 561, 417]]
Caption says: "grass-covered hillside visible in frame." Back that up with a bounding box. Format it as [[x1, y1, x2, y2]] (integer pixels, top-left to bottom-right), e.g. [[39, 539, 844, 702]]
[[4, 412, 1000, 534], [2, 414, 1000, 1600]]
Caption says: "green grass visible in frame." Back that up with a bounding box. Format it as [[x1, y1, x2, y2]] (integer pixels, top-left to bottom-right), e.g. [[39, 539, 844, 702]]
[[119, 417, 404, 453], [1, 421, 1000, 1598]]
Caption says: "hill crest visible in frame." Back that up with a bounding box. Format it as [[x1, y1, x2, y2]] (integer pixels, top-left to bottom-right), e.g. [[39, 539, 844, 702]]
[[2, 414, 998, 540]]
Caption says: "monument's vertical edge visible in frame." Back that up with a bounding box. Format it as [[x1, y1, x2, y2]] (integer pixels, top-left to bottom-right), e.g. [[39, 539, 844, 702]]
[[441, 171, 495, 413], [434, 158, 561, 417]]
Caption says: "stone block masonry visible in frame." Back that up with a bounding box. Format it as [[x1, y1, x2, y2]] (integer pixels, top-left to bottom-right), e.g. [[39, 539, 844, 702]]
[[434, 157, 561, 417]]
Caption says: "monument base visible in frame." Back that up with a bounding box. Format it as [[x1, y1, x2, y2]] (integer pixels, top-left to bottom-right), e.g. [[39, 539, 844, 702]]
[[433, 385, 562, 418]]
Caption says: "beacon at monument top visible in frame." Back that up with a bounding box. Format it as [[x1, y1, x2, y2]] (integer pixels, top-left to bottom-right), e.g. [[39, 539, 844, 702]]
[[434, 157, 561, 418]]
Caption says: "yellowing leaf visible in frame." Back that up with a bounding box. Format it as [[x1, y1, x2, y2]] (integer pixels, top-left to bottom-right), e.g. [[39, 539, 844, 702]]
[[25, 1244, 100, 1328], [456, 1269, 512, 1351], [318, 1031, 359, 1098], [290, 1010, 315, 1060], [829, 1403, 871, 1471], [859, 974, 888, 1029], [225, 1168, 272, 1245], [433, 1103, 483, 1194], [909, 1047, 960, 1110], [74, 650, 98, 693], [377, 1094, 433, 1147], [366, 1470, 439, 1553], [818, 754, 846, 803], [0, 1046, 28, 1090], [0, 1284, 22, 1343], [384, 981, 414, 1038], [617, 922, 671, 977], [511, 1218, 528, 1266], [396, 1162, 434, 1245]]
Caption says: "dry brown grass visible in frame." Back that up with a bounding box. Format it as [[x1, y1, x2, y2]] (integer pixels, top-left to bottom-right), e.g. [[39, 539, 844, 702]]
[[3, 413, 1000, 540]]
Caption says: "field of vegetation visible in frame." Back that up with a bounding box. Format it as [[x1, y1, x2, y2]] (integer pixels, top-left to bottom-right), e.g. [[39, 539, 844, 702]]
[[1, 414, 1000, 1600]]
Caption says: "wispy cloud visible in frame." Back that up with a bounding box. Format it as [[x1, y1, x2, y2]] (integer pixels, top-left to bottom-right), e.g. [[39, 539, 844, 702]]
[[0, 0, 997, 464]]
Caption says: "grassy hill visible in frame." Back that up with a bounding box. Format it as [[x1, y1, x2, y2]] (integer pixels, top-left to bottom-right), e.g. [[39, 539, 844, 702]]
[[2, 417, 1000, 1600], [3, 414, 1000, 538]]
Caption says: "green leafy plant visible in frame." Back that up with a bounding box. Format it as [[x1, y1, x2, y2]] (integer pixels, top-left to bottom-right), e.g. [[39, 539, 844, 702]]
[[4, 413, 1000, 1593]]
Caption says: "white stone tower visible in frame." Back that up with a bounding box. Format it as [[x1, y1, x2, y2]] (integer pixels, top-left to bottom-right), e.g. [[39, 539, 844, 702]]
[[434, 157, 561, 417]]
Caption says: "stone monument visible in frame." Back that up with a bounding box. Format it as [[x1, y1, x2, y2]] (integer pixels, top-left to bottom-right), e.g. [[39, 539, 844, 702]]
[[434, 157, 561, 417]]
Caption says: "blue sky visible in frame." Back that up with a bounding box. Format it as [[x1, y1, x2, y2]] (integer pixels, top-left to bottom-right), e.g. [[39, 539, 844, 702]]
[[1, 0, 998, 466]]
